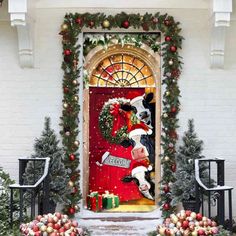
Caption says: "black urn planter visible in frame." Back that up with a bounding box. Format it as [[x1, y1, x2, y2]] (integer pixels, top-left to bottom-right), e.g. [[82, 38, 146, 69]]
[[182, 198, 201, 213], [39, 200, 57, 215]]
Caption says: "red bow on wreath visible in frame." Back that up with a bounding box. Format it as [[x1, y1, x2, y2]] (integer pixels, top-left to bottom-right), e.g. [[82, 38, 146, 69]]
[[109, 103, 122, 136]]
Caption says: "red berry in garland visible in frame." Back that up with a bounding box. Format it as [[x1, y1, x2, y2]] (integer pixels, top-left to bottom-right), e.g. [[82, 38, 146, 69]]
[[170, 45, 177, 52], [76, 17, 83, 26], [69, 154, 76, 161], [164, 19, 171, 26], [163, 203, 170, 210], [122, 20, 130, 29], [165, 36, 171, 42], [64, 49, 71, 56]]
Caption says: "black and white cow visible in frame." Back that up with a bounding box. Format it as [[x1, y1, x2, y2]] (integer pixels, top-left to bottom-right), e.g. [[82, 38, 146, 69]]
[[121, 92, 156, 200]]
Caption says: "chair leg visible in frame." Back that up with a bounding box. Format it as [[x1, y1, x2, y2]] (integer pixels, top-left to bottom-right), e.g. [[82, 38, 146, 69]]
[[10, 188, 13, 228], [228, 190, 233, 231]]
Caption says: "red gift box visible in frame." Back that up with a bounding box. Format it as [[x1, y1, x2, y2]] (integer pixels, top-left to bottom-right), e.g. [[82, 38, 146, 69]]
[[87, 192, 103, 212]]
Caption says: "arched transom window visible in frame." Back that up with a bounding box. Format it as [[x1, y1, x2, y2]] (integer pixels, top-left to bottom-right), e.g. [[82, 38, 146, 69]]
[[89, 53, 155, 87]]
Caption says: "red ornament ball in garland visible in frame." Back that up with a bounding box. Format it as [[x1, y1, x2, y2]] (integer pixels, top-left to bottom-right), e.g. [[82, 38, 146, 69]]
[[171, 106, 177, 113], [163, 185, 170, 193], [164, 19, 171, 26], [169, 130, 178, 139], [64, 49, 71, 56], [76, 17, 83, 26], [69, 154, 76, 161], [122, 20, 130, 29], [88, 20, 95, 28], [163, 203, 170, 211], [152, 17, 158, 24], [63, 87, 69, 93], [68, 207, 76, 215], [165, 36, 171, 42], [171, 163, 177, 172], [142, 22, 149, 31], [170, 45, 177, 52]]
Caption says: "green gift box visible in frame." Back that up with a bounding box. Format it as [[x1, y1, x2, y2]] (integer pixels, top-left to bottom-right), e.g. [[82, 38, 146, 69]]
[[102, 191, 119, 209]]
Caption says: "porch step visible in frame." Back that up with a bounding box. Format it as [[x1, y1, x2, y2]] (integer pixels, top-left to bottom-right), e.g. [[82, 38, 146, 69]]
[[78, 218, 161, 236]]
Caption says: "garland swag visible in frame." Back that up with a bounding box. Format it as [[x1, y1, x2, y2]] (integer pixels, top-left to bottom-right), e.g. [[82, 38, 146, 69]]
[[59, 12, 183, 218]]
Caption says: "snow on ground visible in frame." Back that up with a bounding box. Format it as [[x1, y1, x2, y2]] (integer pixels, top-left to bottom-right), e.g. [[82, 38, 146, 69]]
[[76, 209, 163, 236]]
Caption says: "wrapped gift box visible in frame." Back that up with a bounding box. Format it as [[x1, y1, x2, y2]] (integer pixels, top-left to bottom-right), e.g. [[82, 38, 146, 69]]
[[102, 191, 119, 209], [87, 191, 103, 212]]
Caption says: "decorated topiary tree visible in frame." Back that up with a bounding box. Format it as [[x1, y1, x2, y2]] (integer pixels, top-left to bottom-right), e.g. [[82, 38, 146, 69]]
[[171, 119, 210, 210], [23, 117, 69, 213]]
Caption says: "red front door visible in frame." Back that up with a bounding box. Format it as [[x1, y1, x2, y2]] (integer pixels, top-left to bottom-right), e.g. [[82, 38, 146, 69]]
[[89, 87, 145, 202]]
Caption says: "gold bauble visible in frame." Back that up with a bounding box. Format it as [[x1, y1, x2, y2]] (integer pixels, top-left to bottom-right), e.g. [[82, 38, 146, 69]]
[[68, 180, 74, 187], [74, 140, 80, 146], [61, 23, 68, 31], [63, 103, 68, 108], [102, 19, 110, 28]]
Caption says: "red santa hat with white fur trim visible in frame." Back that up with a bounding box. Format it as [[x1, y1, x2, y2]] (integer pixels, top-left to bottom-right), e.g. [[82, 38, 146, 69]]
[[128, 122, 152, 138]]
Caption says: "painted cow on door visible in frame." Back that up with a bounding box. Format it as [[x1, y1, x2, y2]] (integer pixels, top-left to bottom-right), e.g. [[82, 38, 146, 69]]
[[96, 90, 155, 201]]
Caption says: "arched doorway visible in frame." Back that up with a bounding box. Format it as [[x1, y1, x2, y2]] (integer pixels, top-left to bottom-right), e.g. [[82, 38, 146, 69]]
[[83, 43, 161, 212]]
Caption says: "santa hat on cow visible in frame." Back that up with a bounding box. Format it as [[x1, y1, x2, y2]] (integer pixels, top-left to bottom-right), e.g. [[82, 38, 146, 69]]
[[128, 122, 152, 138]]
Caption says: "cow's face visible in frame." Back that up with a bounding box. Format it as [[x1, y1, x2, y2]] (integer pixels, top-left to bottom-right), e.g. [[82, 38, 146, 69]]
[[131, 166, 154, 200], [131, 93, 154, 128]]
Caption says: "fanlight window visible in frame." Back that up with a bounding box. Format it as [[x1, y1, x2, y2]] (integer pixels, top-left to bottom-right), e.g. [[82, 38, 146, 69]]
[[89, 53, 155, 87]]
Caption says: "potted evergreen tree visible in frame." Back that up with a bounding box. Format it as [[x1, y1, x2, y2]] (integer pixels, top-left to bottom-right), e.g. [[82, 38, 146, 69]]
[[23, 117, 69, 213], [171, 119, 210, 211]]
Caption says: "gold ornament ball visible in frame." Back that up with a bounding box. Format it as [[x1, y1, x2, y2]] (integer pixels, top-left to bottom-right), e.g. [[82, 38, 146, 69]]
[[61, 23, 68, 31], [164, 156, 170, 161], [103, 19, 110, 28], [73, 80, 78, 85], [74, 205, 79, 210], [40, 225, 47, 232], [65, 131, 70, 136], [163, 113, 168, 118], [168, 60, 174, 65], [63, 103, 68, 108], [74, 95, 78, 101], [74, 140, 80, 146], [68, 181, 74, 187], [46, 226, 54, 233], [166, 91, 170, 96]]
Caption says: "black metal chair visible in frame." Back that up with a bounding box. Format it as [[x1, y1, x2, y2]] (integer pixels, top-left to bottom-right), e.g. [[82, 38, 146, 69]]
[[195, 158, 233, 231], [9, 157, 50, 226]]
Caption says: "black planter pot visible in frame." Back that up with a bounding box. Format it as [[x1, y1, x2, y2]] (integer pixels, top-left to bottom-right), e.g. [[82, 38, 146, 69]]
[[182, 199, 201, 213], [39, 200, 57, 215]]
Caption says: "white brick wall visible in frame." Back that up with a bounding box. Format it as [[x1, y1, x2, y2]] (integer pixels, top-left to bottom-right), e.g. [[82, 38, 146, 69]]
[[0, 2, 236, 216]]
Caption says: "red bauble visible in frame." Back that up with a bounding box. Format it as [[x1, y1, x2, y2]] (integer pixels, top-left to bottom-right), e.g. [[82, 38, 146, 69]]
[[88, 20, 95, 28], [164, 19, 171, 26], [170, 45, 177, 52], [185, 210, 192, 217], [69, 154, 76, 161], [63, 87, 69, 93], [55, 212, 62, 219], [171, 163, 176, 172], [171, 106, 177, 113], [68, 207, 76, 215], [70, 233, 76, 236], [76, 17, 83, 26], [59, 228, 65, 233], [72, 187, 78, 194], [122, 20, 130, 29], [163, 203, 170, 210], [165, 36, 171, 42], [171, 69, 180, 78], [33, 225, 39, 232], [198, 229, 206, 235], [165, 229, 171, 236], [142, 22, 149, 31], [196, 213, 203, 221], [64, 49, 71, 56], [169, 130, 177, 139], [182, 220, 189, 229], [53, 223, 61, 230], [34, 232, 41, 236], [152, 17, 158, 24], [163, 185, 170, 193]]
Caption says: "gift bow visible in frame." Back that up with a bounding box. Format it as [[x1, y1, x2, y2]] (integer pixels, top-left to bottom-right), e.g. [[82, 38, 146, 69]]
[[109, 103, 122, 136]]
